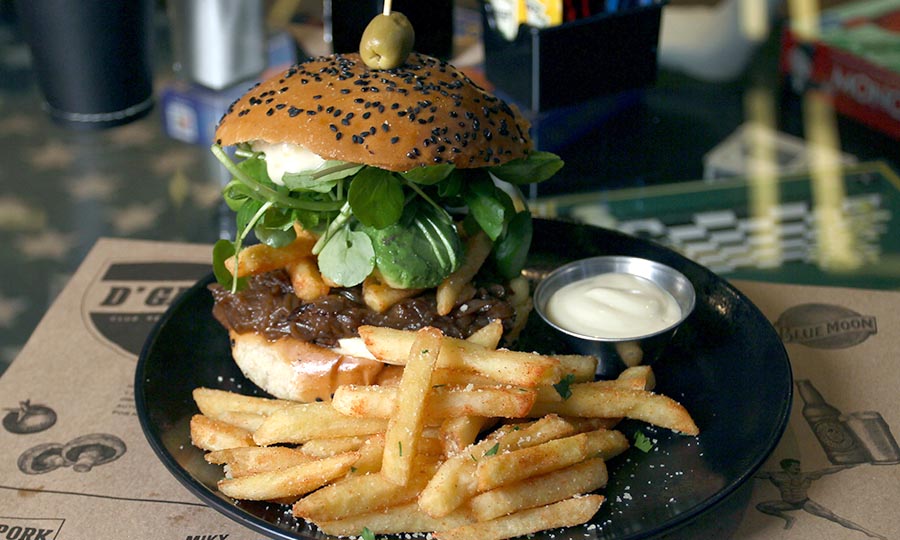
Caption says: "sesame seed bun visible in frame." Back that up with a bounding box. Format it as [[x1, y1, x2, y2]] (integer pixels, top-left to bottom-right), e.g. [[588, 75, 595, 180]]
[[215, 53, 532, 171]]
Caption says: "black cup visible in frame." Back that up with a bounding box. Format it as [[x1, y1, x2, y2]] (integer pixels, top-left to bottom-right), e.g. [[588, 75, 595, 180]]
[[16, 0, 154, 129]]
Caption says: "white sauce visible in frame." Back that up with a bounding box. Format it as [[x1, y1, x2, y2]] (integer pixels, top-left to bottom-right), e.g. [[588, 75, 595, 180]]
[[545, 273, 681, 338], [251, 141, 326, 185]]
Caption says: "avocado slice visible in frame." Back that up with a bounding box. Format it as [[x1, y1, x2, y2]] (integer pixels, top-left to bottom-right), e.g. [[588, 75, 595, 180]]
[[362, 199, 462, 289]]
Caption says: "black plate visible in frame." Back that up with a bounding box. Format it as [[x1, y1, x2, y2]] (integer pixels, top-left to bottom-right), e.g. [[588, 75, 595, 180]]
[[135, 219, 792, 540]]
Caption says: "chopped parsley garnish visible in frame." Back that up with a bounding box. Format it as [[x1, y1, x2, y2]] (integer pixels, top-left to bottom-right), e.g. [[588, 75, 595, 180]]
[[484, 443, 500, 457], [360, 527, 376, 540], [634, 431, 654, 453], [553, 373, 575, 400]]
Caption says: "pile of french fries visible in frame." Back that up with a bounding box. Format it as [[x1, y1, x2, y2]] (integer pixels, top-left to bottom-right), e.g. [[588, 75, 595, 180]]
[[190, 322, 698, 540]]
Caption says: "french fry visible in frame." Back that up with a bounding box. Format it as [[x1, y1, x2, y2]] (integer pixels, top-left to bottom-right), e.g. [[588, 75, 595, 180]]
[[253, 402, 388, 445], [224, 232, 317, 277], [363, 272, 423, 312], [189, 414, 255, 451], [300, 435, 370, 457], [352, 433, 387, 474], [214, 411, 266, 433], [286, 256, 330, 301], [359, 326, 561, 387], [554, 354, 599, 383], [205, 446, 314, 478], [382, 327, 442, 486], [437, 231, 492, 315], [469, 457, 608, 522], [433, 494, 605, 540], [466, 319, 504, 349], [616, 365, 656, 391], [529, 382, 699, 435], [417, 427, 514, 518], [418, 415, 585, 518], [293, 456, 439, 521], [218, 451, 358, 501], [439, 416, 495, 456], [332, 384, 536, 420], [192, 387, 293, 418], [316, 501, 473, 536], [475, 429, 628, 492]]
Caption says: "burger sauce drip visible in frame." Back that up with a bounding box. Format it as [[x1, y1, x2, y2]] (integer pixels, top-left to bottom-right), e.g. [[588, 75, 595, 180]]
[[209, 270, 515, 346]]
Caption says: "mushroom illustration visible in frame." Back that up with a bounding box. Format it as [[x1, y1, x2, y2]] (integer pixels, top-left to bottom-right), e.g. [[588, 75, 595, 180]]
[[18, 442, 67, 474], [60, 433, 127, 472]]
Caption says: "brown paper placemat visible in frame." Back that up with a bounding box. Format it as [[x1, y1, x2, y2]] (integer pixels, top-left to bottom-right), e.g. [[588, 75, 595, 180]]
[[1, 238, 897, 539]]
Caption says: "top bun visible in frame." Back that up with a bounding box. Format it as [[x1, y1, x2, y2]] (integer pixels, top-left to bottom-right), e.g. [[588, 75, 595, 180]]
[[215, 53, 532, 172]]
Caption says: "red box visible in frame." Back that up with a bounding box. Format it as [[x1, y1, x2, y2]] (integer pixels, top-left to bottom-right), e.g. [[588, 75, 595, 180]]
[[780, 2, 900, 139]]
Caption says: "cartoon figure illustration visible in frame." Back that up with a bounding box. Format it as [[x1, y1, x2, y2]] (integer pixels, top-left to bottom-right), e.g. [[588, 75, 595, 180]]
[[755, 459, 886, 540]]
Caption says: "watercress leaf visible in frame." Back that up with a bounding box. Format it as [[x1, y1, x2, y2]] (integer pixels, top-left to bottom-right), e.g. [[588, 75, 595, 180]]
[[212, 239, 246, 290], [236, 199, 263, 239], [400, 163, 455, 185], [489, 151, 564, 185], [318, 226, 375, 287], [254, 206, 296, 248], [437, 170, 463, 198], [462, 173, 508, 241], [493, 209, 533, 280], [348, 167, 404, 229]]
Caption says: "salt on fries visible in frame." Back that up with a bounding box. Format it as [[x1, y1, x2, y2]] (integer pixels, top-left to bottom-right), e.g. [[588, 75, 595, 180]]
[[189, 326, 698, 539]]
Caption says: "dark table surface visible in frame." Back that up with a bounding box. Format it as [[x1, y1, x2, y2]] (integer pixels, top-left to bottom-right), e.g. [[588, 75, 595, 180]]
[[1, 2, 899, 376]]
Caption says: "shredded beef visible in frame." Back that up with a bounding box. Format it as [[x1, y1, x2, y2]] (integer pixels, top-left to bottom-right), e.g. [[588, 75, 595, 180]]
[[209, 270, 515, 347]]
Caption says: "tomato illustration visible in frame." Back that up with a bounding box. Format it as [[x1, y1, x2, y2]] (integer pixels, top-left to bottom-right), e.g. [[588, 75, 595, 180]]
[[3, 400, 57, 434]]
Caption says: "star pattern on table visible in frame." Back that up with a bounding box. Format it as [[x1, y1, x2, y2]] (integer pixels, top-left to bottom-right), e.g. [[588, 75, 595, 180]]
[[29, 140, 75, 170], [107, 121, 157, 147], [151, 147, 198, 175], [0, 294, 27, 328], [65, 172, 118, 202], [0, 196, 47, 231], [109, 201, 165, 235], [15, 229, 75, 261], [192, 182, 224, 209], [0, 113, 38, 136]]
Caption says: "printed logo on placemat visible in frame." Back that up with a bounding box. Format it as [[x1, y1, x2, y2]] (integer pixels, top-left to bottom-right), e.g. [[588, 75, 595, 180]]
[[774, 303, 877, 349], [0, 517, 65, 540], [81, 261, 210, 357]]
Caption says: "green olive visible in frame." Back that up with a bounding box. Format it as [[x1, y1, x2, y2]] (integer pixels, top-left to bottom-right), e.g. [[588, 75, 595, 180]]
[[359, 11, 415, 70]]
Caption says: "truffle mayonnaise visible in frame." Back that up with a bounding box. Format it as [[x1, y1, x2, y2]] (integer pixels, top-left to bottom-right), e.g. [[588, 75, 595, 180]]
[[545, 273, 681, 338], [251, 141, 327, 185]]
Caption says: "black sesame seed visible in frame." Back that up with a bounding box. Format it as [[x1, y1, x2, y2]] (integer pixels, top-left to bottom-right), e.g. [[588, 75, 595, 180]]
[[336, 132, 343, 140], [329, 124, 338, 132], [362, 112, 371, 119], [288, 106, 302, 117], [391, 136, 400, 144], [266, 108, 274, 116]]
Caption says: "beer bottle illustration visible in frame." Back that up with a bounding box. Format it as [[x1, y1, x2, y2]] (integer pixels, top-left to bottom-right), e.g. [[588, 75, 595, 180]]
[[795, 379, 867, 464]]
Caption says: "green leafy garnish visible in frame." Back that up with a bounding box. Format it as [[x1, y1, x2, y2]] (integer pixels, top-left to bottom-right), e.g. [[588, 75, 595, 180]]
[[489, 151, 564, 185], [462, 172, 511, 241], [553, 374, 575, 400], [348, 167, 404, 229], [401, 163, 455, 185], [634, 431, 654, 453], [360, 527, 376, 540], [317, 226, 375, 287], [484, 443, 500, 457], [493, 209, 533, 280], [212, 239, 245, 292], [209, 143, 563, 294]]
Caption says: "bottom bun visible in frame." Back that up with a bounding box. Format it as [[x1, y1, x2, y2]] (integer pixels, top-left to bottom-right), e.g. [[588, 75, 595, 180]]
[[229, 330, 384, 402]]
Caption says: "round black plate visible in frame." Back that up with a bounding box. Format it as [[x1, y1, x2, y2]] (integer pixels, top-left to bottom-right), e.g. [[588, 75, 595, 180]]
[[135, 219, 792, 540]]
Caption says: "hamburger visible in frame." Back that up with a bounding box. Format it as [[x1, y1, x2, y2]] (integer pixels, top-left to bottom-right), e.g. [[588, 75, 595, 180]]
[[209, 51, 562, 402]]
